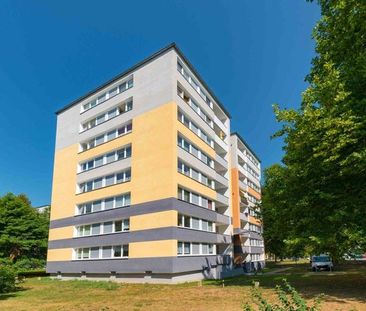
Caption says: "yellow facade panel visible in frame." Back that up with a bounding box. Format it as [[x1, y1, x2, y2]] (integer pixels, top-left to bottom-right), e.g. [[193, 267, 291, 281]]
[[48, 226, 74, 241], [130, 211, 177, 231], [47, 248, 73, 261], [129, 240, 177, 258], [50, 144, 78, 221]]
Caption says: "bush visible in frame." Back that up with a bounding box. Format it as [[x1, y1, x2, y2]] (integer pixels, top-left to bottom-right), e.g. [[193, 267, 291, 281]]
[[243, 279, 323, 311], [13, 258, 46, 272], [0, 266, 17, 293]]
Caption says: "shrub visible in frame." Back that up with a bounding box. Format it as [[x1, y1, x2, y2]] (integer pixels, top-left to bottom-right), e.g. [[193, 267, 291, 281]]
[[243, 279, 323, 311], [0, 266, 17, 293]]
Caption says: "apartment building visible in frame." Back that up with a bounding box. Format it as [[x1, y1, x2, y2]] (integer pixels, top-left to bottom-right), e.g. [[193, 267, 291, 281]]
[[230, 133, 265, 271], [46, 43, 264, 283]]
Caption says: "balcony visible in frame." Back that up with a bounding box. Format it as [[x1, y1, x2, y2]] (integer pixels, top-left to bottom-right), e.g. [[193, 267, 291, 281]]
[[216, 192, 229, 206]]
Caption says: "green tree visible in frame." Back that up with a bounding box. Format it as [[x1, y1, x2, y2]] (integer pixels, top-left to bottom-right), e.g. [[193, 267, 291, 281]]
[[0, 193, 49, 263], [263, 0, 366, 260]]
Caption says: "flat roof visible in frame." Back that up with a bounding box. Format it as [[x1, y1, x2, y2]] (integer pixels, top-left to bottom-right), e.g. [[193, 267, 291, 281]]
[[231, 132, 261, 163], [56, 43, 231, 118]]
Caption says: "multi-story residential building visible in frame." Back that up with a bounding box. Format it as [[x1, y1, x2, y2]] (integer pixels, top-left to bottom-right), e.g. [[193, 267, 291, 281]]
[[230, 133, 265, 271], [46, 43, 264, 283]]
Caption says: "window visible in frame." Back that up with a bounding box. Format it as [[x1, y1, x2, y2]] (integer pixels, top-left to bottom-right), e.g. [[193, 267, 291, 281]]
[[178, 111, 214, 147], [192, 243, 200, 255], [80, 123, 132, 152], [75, 219, 129, 238], [81, 99, 133, 132], [177, 61, 213, 109], [192, 217, 200, 229], [178, 187, 214, 210], [184, 242, 191, 255], [177, 241, 215, 256], [82, 77, 133, 112], [77, 193, 131, 215], [178, 242, 183, 255], [78, 169, 131, 193], [79, 146, 131, 172], [103, 222, 113, 234], [102, 246, 112, 258], [104, 198, 114, 209], [91, 224, 100, 235], [177, 135, 214, 168], [90, 247, 100, 259], [178, 214, 214, 232]]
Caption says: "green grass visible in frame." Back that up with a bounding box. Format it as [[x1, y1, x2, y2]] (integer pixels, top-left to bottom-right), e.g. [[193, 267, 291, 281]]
[[0, 261, 365, 310]]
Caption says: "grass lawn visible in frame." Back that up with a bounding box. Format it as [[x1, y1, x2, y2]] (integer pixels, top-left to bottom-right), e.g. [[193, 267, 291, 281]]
[[1, 262, 366, 311]]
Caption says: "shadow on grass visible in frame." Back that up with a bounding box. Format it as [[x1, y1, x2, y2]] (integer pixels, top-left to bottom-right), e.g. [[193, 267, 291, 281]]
[[204, 261, 366, 305], [0, 286, 28, 301]]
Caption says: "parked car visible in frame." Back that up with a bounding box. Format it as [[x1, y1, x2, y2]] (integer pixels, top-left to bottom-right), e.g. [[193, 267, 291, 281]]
[[310, 255, 333, 271]]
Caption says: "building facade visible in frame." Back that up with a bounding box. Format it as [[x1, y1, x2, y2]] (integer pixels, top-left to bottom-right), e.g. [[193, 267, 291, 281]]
[[46, 43, 264, 283]]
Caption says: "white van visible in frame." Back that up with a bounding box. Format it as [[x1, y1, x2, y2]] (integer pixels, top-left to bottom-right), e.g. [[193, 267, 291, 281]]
[[311, 255, 333, 271]]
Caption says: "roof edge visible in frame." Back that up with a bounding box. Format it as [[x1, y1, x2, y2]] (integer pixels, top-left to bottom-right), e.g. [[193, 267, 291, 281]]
[[231, 132, 261, 163], [56, 42, 231, 118]]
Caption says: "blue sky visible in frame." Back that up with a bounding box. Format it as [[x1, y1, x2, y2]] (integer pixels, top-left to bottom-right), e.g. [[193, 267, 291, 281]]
[[0, 1, 320, 206]]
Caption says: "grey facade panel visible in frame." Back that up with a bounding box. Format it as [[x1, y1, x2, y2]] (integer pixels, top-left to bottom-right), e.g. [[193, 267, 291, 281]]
[[49, 198, 230, 229], [46, 255, 222, 274], [48, 226, 231, 249]]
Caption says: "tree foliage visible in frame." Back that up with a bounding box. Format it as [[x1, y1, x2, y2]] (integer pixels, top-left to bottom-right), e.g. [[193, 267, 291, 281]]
[[0, 193, 49, 263], [262, 0, 366, 260]]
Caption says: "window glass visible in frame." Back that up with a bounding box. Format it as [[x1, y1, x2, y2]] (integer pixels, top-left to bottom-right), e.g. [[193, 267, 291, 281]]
[[109, 87, 118, 97], [126, 146, 131, 157], [116, 173, 124, 183], [208, 222, 213, 232], [184, 216, 190, 228], [98, 94, 106, 104], [93, 201, 102, 212], [91, 223, 100, 235], [104, 198, 114, 210], [125, 193, 131, 205], [123, 245, 129, 257], [113, 246, 122, 257], [108, 109, 117, 119], [90, 247, 99, 259], [123, 219, 130, 231], [95, 156, 103, 167], [191, 146, 199, 158], [106, 152, 115, 163], [107, 130, 116, 141], [192, 218, 200, 229], [103, 222, 113, 234], [82, 248, 90, 259], [95, 135, 104, 146], [115, 196, 124, 207], [202, 244, 209, 254], [192, 243, 200, 255], [178, 242, 183, 255], [105, 175, 114, 186], [115, 221, 122, 232], [96, 114, 105, 124], [201, 197, 208, 208], [191, 169, 199, 180], [184, 242, 191, 255], [85, 203, 92, 213], [201, 220, 208, 231], [178, 214, 183, 226], [191, 193, 199, 205], [94, 178, 103, 189], [102, 246, 112, 258]]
